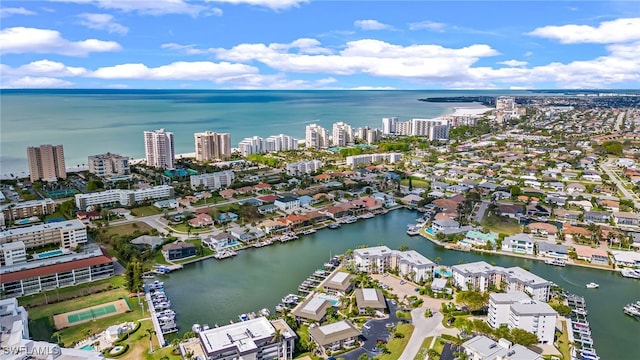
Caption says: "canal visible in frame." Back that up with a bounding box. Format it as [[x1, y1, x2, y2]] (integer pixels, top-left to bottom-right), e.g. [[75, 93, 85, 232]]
[[162, 209, 639, 359]]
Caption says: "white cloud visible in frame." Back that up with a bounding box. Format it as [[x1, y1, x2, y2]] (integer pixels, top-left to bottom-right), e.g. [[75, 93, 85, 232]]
[[498, 60, 528, 67], [89, 61, 258, 81], [161, 43, 212, 55], [2, 60, 88, 77], [350, 86, 396, 90], [1, 76, 75, 88], [528, 17, 640, 44], [524, 51, 533, 57], [77, 13, 128, 34], [207, 0, 308, 11], [0, 27, 121, 56], [0, 7, 37, 18], [354, 19, 393, 31], [409, 20, 446, 31], [51, 0, 222, 17]]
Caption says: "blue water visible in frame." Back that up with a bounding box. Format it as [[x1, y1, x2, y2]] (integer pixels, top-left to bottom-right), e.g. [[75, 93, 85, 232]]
[[79, 345, 94, 351], [36, 250, 64, 259], [15, 219, 32, 225], [426, 227, 435, 235], [318, 297, 340, 306], [0, 89, 552, 175], [434, 269, 452, 277]]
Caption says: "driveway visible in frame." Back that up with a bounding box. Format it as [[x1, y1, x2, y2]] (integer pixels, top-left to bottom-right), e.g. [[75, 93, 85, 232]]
[[340, 301, 399, 360], [398, 307, 444, 360], [475, 200, 490, 223]]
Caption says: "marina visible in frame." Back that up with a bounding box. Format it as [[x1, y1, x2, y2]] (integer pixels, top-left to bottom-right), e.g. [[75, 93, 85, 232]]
[[565, 293, 599, 360], [160, 209, 640, 360], [620, 268, 640, 279], [145, 280, 178, 347], [623, 300, 640, 319]]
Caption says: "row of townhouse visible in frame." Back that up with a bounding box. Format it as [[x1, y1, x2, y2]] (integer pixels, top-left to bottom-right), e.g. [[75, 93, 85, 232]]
[[75, 185, 175, 210], [353, 245, 434, 283]]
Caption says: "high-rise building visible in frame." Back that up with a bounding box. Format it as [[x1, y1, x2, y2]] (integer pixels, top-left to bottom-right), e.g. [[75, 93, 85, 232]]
[[194, 131, 231, 162], [238, 136, 264, 157], [305, 124, 329, 149], [332, 122, 354, 147], [265, 134, 298, 152], [411, 118, 450, 140], [382, 117, 398, 135], [26, 144, 66, 182], [88, 153, 130, 178], [144, 129, 175, 169], [356, 127, 382, 145]]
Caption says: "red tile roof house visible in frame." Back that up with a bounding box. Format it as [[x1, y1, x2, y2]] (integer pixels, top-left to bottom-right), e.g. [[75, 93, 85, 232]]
[[77, 211, 101, 223], [188, 213, 213, 228], [257, 194, 280, 203], [573, 245, 610, 265], [219, 188, 237, 199], [527, 222, 558, 237], [283, 214, 310, 229], [320, 206, 351, 220], [253, 183, 272, 192]]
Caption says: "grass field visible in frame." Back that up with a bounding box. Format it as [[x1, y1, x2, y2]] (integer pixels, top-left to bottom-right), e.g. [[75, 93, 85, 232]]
[[414, 336, 433, 360], [130, 206, 162, 217], [378, 323, 414, 360], [557, 320, 571, 360], [104, 222, 153, 238], [400, 177, 431, 189], [170, 223, 213, 234], [27, 287, 145, 347], [19, 277, 125, 308], [481, 213, 522, 235]]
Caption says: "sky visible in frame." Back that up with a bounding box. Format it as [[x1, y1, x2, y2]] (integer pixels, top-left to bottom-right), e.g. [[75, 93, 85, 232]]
[[0, 0, 639, 90]]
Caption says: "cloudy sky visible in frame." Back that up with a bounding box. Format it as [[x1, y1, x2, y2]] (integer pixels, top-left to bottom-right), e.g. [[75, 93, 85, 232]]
[[1, 0, 639, 89]]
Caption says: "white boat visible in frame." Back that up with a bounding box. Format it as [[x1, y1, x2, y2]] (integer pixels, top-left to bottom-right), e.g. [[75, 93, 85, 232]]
[[585, 282, 599, 289], [302, 229, 317, 235], [260, 308, 271, 317], [406, 226, 420, 236], [621, 269, 640, 279], [359, 213, 374, 219], [343, 216, 358, 224], [328, 222, 341, 229], [545, 259, 566, 267]]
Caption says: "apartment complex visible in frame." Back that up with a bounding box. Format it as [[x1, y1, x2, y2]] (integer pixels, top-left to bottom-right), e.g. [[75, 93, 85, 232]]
[[26, 144, 66, 182], [0, 219, 87, 250], [353, 245, 434, 282], [332, 122, 354, 147], [1, 198, 56, 222], [238, 134, 298, 156], [451, 261, 551, 302], [88, 152, 130, 178], [238, 136, 264, 157], [410, 118, 451, 140], [345, 153, 402, 168], [75, 185, 175, 209], [382, 117, 399, 135], [462, 336, 542, 360], [0, 241, 27, 266], [488, 292, 557, 344], [197, 317, 296, 360], [285, 160, 323, 175], [305, 124, 329, 149], [194, 131, 231, 162], [308, 320, 361, 353], [355, 126, 382, 145], [0, 245, 113, 297], [144, 129, 175, 169], [190, 170, 235, 190]]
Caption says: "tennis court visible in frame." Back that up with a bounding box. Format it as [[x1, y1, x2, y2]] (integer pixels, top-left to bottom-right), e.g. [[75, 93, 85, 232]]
[[53, 299, 130, 329]]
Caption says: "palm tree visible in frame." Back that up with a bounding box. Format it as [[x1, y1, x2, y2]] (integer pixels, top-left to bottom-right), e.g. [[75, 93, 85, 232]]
[[146, 328, 156, 353], [271, 327, 283, 360]]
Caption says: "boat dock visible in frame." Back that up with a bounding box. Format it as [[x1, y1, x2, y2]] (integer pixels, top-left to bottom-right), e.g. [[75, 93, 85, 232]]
[[623, 300, 640, 319], [145, 280, 178, 347], [564, 293, 599, 360], [213, 250, 237, 259]]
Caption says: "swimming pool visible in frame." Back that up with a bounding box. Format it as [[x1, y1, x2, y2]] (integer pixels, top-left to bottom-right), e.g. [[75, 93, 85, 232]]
[[318, 297, 339, 306], [80, 345, 94, 351], [434, 268, 452, 277], [35, 249, 64, 259], [425, 227, 435, 235]]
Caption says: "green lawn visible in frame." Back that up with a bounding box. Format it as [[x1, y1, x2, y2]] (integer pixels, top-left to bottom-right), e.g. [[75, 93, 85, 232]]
[[171, 223, 214, 234], [378, 323, 414, 360], [557, 321, 571, 360], [45, 210, 70, 221], [28, 288, 146, 347], [104, 222, 153, 237], [414, 336, 433, 360], [481, 213, 522, 235], [130, 206, 162, 217], [18, 276, 125, 308], [400, 177, 431, 189]]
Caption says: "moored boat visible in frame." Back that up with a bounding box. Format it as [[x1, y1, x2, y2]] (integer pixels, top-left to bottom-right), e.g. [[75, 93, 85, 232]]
[[585, 282, 599, 289]]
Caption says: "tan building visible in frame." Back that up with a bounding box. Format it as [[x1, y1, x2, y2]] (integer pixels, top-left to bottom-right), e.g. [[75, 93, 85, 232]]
[[88, 152, 130, 178], [1, 198, 56, 222], [354, 288, 387, 314], [292, 297, 333, 323], [308, 320, 360, 353], [144, 129, 175, 169], [26, 144, 66, 182], [322, 271, 355, 295], [194, 131, 231, 162], [0, 219, 87, 250]]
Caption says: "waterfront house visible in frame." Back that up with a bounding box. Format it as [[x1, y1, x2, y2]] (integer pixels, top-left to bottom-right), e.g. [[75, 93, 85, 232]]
[[573, 245, 609, 265], [613, 212, 640, 226], [583, 211, 611, 224], [462, 230, 497, 248], [322, 271, 355, 295], [354, 288, 387, 314], [401, 194, 422, 206], [229, 226, 254, 242], [131, 235, 163, 250], [432, 219, 460, 233], [308, 320, 360, 354], [274, 197, 300, 211], [372, 192, 396, 207], [502, 233, 535, 255], [162, 242, 197, 260], [432, 199, 458, 213], [320, 206, 350, 220], [306, 211, 330, 224], [610, 250, 640, 268], [537, 242, 569, 260], [292, 297, 333, 323], [188, 213, 213, 228], [258, 219, 286, 233], [202, 232, 234, 251], [258, 204, 278, 215]]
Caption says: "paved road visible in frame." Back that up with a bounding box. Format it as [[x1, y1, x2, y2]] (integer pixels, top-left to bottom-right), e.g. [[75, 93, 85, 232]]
[[474, 200, 490, 223], [600, 163, 640, 210], [341, 301, 399, 360], [398, 307, 444, 360]]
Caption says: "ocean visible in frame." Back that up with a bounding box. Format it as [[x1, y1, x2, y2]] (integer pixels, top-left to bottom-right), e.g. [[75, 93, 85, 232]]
[[1, 89, 537, 177]]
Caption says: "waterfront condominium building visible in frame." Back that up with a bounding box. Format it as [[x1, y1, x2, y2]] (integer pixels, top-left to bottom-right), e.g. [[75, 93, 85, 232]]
[[345, 153, 402, 168], [26, 144, 66, 182], [144, 129, 175, 169], [75, 185, 175, 210], [265, 134, 298, 152], [194, 131, 232, 162], [0, 245, 114, 297], [190, 170, 235, 190], [332, 122, 354, 147], [88, 152, 130, 178], [238, 136, 264, 156], [382, 117, 398, 135], [488, 292, 557, 344], [451, 261, 551, 302], [462, 336, 543, 360], [356, 126, 382, 145], [285, 160, 322, 176], [411, 118, 451, 140], [0, 219, 87, 250], [305, 124, 329, 149], [197, 317, 297, 360], [353, 245, 434, 283]]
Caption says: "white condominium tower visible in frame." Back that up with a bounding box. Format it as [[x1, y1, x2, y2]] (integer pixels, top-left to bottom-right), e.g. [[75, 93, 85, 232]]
[[26, 144, 66, 182], [265, 134, 298, 152], [356, 126, 382, 145], [382, 117, 398, 135], [411, 118, 451, 140], [238, 136, 264, 157], [332, 122, 354, 147], [194, 131, 231, 162], [144, 129, 175, 169], [305, 124, 329, 149]]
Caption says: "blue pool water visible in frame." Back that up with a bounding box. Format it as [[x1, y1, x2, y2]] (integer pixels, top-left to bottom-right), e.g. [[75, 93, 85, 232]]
[[15, 219, 32, 225], [80, 345, 94, 351], [36, 249, 64, 259], [425, 227, 435, 235], [318, 297, 339, 306], [434, 269, 452, 277]]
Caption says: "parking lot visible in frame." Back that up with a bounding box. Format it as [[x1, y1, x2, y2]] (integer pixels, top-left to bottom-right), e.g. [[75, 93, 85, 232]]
[[340, 301, 399, 360], [372, 273, 448, 310]]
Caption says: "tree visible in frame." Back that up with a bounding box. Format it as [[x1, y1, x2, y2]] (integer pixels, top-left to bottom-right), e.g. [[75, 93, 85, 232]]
[[358, 353, 370, 360], [509, 328, 538, 347], [398, 244, 409, 252], [455, 290, 488, 312], [271, 327, 284, 360]]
